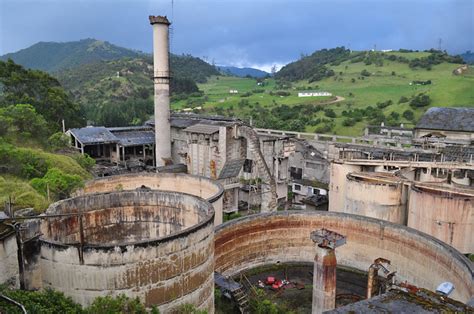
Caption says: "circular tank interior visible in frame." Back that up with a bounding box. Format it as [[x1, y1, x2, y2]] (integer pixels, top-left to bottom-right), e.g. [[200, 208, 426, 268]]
[[74, 173, 224, 224], [214, 211, 473, 304], [40, 190, 215, 312]]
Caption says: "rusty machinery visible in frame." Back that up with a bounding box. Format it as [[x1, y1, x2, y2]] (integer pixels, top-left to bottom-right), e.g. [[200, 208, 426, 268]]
[[366, 257, 397, 299]]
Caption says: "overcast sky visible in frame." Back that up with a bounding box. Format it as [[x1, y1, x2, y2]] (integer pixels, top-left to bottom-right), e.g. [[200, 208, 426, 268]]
[[0, 0, 472, 71]]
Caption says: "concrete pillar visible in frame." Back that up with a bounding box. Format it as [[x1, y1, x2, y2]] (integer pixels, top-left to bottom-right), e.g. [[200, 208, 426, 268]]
[[149, 15, 172, 167], [116, 144, 120, 165], [312, 246, 337, 313], [310, 229, 346, 314]]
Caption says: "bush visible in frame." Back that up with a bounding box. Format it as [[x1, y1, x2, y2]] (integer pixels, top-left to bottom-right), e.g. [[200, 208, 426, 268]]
[[0, 287, 83, 314], [73, 154, 96, 171], [410, 94, 431, 108], [30, 168, 83, 200], [0, 176, 49, 212], [376, 100, 393, 109], [86, 294, 147, 314], [224, 212, 242, 222], [48, 132, 70, 151], [403, 109, 415, 121], [249, 289, 291, 314], [324, 108, 337, 118], [177, 303, 207, 314], [342, 118, 357, 127], [240, 91, 253, 97], [360, 69, 371, 77], [398, 96, 409, 103]]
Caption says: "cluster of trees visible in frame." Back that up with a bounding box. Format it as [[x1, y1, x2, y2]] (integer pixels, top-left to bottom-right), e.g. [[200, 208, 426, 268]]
[[170, 54, 220, 83], [349, 51, 385, 66], [0, 60, 85, 130], [275, 47, 350, 82], [408, 51, 463, 70], [93, 99, 153, 127], [55, 54, 215, 125]]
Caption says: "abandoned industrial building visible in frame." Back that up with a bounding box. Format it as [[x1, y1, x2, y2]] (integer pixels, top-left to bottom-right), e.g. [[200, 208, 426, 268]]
[[0, 15, 473, 314]]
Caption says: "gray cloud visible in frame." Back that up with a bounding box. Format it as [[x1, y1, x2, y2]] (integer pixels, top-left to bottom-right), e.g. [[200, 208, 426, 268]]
[[1, 0, 472, 69]]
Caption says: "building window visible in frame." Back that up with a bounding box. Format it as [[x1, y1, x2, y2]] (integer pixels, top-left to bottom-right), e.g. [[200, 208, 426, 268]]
[[244, 159, 253, 173], [290, 167, 303, 180], [294, 184, 301, 191], [306, 162, 322, 169]]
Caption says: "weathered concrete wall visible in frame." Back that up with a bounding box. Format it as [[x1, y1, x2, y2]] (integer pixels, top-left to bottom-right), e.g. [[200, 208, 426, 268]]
[[343, 173, 407, 224], [0, 220, 42, 290], [41, 191, 215, 312], [328, 162, 361, 212], [408, 184, 473, 254], [215, 211, 473, 303], [0, 232, 18, 287], [75, 173, 224, 226]]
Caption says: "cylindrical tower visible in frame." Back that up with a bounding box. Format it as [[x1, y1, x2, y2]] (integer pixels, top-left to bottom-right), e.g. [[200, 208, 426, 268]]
[[149, 15, 172, 167]]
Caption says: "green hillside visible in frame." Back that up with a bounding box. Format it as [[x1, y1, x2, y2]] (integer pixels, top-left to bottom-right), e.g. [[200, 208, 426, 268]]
[[0, 39, 144, 72], [0, 61, 93, 212], [180, 50, 473, 136], [55, 54, 219, 126]]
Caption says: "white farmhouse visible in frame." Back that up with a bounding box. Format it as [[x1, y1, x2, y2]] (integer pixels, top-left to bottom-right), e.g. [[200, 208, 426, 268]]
[[298, 91, 332, 97]]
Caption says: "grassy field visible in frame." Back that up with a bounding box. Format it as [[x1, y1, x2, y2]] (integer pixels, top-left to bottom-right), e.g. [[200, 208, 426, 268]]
[[172, 76, 333, 111], [174, 52, 474, 136]]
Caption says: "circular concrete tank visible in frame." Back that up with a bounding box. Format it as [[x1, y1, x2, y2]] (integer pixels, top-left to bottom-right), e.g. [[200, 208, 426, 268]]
[[215, 211, 473, 303], [342, 172, 407, 224], [40, 190, 215, 312], [408, 183, 473, 254], [74, 173, 224, 225]]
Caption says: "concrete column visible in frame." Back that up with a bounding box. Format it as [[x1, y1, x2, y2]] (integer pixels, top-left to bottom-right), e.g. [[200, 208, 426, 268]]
[[310, 229, 346, 314], [116, 144, 120, 165], [149, 15, 172, 167], [312, 246, 337, 313]]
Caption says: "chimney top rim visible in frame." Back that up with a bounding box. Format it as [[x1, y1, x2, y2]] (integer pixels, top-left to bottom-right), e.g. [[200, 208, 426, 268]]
[[149, 15, 171, 25]]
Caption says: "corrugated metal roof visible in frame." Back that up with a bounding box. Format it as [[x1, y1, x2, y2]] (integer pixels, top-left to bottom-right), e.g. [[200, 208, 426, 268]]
[[415, 107, 474, 132], [69, 127, 118, 144], [113, 130, 155, 147], [171, 118, 200, 129], [107, 126, 153, 132], [184, 123, 221, 134], [147, 112, 242, 129], [218, 159, 245, 179]]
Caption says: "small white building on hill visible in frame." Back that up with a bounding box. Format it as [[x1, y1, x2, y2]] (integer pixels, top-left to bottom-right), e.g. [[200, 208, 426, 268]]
[[298, 91, 332, 97]]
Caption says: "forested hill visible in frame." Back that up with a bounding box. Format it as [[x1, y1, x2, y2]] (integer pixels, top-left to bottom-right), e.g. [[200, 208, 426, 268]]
[[1, 39, 219, 82], [53, 54, 218, 126], [217, 66, 269, 78], [276, 47, 465, 82], [0, 39, 145, 72]]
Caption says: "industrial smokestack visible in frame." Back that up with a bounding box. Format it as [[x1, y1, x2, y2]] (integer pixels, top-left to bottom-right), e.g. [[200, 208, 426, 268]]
[[149, 15, 172, 167]]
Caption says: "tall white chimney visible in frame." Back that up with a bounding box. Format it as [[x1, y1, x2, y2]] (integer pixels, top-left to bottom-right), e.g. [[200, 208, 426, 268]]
[[149, 15, 172, 167]]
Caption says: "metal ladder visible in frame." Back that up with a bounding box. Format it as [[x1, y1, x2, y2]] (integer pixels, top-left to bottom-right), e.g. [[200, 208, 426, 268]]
[[232, 286, 250, 314]]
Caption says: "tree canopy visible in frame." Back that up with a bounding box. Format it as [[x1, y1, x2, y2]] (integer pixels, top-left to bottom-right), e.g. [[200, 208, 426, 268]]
[[0, 59, 85, 130]]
